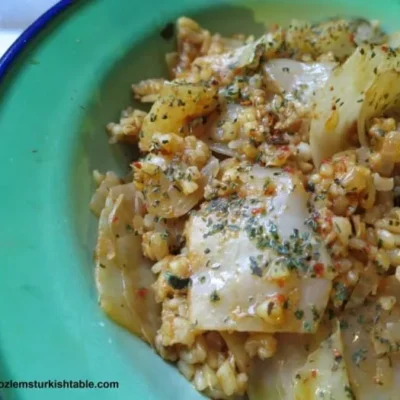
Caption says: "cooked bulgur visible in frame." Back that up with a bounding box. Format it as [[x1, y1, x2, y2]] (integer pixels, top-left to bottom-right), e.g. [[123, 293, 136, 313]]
[[91, 15, 400, 400]]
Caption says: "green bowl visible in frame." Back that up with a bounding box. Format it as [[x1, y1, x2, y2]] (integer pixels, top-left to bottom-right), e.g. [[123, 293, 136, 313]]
[[2, 0, 400, 399]]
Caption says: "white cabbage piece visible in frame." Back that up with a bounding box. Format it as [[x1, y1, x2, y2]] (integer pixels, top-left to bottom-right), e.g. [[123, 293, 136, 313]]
[[222, 36, 266, 71], [293, 322, 351, 400], [264, 59, 336, 104], [310, 45, 400, 166], [191, 32, 281, 78], [248, 296, 400, 400], [187, 166, 334, 333], [247, 334, 315, 400], [341, 310, 400, 397], [332, 278, 400, 400], [95, 183, 161, 345], [286, 18, 386, 60], [286, 19, 355, 60], [247, 323, 351, 400]]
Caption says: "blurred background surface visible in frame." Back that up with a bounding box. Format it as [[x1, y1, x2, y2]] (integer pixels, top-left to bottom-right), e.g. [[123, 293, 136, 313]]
[[0, 0, 57, 56]]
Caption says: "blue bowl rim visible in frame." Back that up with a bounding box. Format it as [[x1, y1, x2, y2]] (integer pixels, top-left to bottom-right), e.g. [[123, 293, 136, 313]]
[[0, 0, 73, 82]]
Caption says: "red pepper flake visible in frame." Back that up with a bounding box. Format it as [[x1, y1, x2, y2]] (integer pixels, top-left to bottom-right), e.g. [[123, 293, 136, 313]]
[[136, 287, 148, 298], [321, 159, 330, 164], [277, 279, 285, 288], [381, 45, 389, 53], [252, 207, 265, 215], [132, 162, 142, 169], [264, 186, 276, 196], [266, 113, 277, 127], [249, 129, 258, 138], [276, 293, 286, 303], [112, 216, 119, 223], [283, 166, 294, 173], [313, 263, 325, 276], [311, 369, 317, 378], [233, 67, 245, 77], [325, 214, 333, 225], [210, 78, 219, 86]]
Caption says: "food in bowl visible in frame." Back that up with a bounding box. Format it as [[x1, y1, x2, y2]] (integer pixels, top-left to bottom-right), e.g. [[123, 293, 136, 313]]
[[90, 16, 400, 399]]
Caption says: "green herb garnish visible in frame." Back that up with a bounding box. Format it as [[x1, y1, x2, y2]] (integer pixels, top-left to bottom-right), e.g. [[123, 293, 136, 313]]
[[164, 272, 191, 290]]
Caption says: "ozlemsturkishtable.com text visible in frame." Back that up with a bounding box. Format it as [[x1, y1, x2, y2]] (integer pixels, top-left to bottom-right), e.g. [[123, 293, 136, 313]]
[[0, 380, 119, 389]]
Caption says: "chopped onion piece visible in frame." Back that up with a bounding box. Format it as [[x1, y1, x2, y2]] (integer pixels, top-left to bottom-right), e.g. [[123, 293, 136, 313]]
[[220, 332, 251, 373], [373, 173, 394, 192], [293, 323, 351, 400], [264, 59, 336, 104], [208, 142, 237, 157], [248, 334, 314, 400], [90, 172, 121, 216], [192, 32, 278, 77], [201, 156, 220, 183]]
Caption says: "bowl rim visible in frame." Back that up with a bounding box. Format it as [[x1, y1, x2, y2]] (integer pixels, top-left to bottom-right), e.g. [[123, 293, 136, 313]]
[[0, 0, 72, 82]]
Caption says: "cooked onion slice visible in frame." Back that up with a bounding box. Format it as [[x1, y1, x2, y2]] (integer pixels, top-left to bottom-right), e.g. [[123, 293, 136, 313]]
[[264, 59, 336, 104], [338, 279, 400, 399], [310, 45, 400, 166], [293, 323, 351, 400], [248, 334, 314, 400], [358, 69, 400, 146], [95, 183, 161, 345]]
